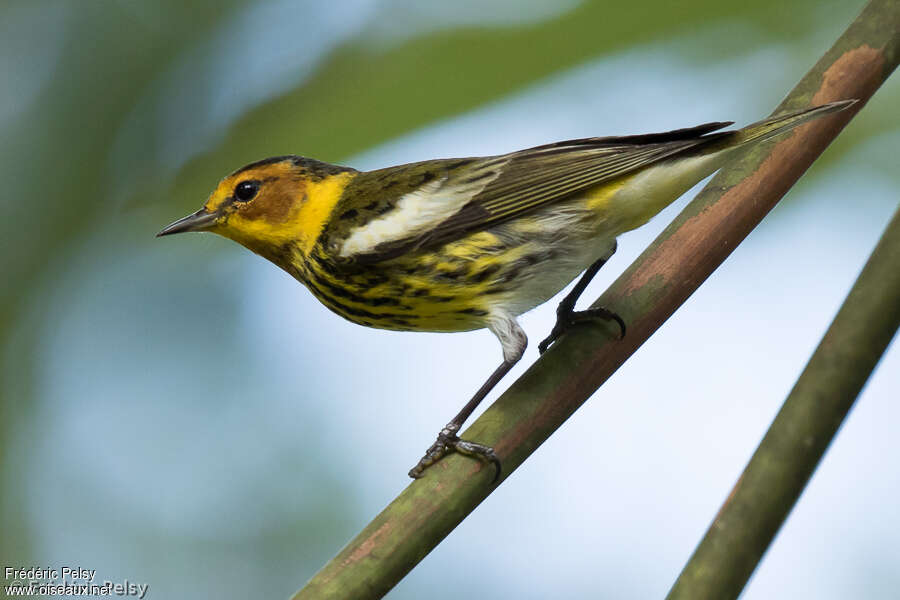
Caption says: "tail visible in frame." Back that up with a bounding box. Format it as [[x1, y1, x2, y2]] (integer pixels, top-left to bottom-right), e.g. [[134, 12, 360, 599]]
[[605, 99, 858, 234], [729, 99, 857, 147]]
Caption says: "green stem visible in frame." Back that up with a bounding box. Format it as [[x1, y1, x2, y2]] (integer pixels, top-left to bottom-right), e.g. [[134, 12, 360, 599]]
[[293, 0, 899, 597], [667, 202, 900, 600]]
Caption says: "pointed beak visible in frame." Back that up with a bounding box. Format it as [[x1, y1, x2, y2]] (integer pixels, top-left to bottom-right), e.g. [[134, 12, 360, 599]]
[[157, 208, 219, 237]]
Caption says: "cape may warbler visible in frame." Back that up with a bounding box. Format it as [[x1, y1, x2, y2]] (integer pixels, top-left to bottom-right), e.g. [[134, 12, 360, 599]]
[[160, 100, 854, 480]]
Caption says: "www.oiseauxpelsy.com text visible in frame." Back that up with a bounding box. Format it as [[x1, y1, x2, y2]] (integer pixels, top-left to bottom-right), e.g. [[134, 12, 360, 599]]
[[4, 566, 149, 598]]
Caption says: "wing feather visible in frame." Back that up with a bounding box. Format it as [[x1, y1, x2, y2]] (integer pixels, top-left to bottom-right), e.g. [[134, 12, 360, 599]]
[[348, 122, 735, 263]]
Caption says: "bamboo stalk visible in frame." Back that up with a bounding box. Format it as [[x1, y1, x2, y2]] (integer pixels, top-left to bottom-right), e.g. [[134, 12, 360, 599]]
[[294, 1, 898, 597], [667, 204, 900, 600]]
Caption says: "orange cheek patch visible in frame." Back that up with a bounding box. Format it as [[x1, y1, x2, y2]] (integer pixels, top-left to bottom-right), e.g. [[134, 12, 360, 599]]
[[240, 181, 306, 223]]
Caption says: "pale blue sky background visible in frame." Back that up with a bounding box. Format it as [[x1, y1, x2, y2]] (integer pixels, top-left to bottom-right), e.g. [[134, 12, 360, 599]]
[[2, 0, 897, 598]]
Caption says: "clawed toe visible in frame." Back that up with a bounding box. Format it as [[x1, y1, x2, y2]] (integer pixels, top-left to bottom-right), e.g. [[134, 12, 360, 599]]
[[538, 306, 626, 354], [409, 425, 501, 482]]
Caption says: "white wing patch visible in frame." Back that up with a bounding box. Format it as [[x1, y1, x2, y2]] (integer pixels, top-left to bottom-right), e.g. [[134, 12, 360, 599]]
[[338, 160, 506, 258]]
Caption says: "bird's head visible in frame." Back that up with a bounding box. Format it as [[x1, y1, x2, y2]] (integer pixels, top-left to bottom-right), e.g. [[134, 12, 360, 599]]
[[158, 156, 355, 262]]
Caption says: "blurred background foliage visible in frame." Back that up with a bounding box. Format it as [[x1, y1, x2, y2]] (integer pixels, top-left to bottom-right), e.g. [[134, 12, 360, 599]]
[[1, 0, 897, 598]]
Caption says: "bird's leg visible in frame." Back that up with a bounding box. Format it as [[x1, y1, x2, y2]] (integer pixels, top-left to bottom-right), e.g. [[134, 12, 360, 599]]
[[408, 361, 513, 481], [409, 314, 526, 482], [538, 241, 626, 354]]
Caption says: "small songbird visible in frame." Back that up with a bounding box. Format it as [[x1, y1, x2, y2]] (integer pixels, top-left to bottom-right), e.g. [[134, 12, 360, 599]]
[[159, 100, 854, 480]]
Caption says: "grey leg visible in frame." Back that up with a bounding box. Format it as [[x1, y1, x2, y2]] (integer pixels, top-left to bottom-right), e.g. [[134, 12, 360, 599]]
[[409, 313, 526, 482], [538, 241, 625, 354]]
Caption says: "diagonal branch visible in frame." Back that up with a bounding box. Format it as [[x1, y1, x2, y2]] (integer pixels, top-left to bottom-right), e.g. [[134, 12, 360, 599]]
[[294, 1, 898, 597], [667, 197, 900, 600]]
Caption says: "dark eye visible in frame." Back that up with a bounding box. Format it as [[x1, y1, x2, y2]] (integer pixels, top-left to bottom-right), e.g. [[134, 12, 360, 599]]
[[234, 180, 260, 202]]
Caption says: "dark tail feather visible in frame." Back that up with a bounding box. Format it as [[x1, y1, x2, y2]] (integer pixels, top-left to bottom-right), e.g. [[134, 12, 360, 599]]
[[731, 100, 858, 146]]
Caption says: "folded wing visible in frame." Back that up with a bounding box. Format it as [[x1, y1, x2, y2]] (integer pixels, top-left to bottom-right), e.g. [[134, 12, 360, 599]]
[[342, 121, 735, 263]]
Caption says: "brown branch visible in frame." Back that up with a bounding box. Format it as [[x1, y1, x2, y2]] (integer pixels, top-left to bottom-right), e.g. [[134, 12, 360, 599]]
[[293, 0, 898, 597], [667, 196, 900, 600]]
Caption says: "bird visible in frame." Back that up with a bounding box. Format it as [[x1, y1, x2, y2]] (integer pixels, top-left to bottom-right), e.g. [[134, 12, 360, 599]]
[[159, 100, 855, 481]]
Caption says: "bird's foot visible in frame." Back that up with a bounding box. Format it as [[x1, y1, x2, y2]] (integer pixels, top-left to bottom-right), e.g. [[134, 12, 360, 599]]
[[408, 423, 501, 482], [538, 305, 626, 354]]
